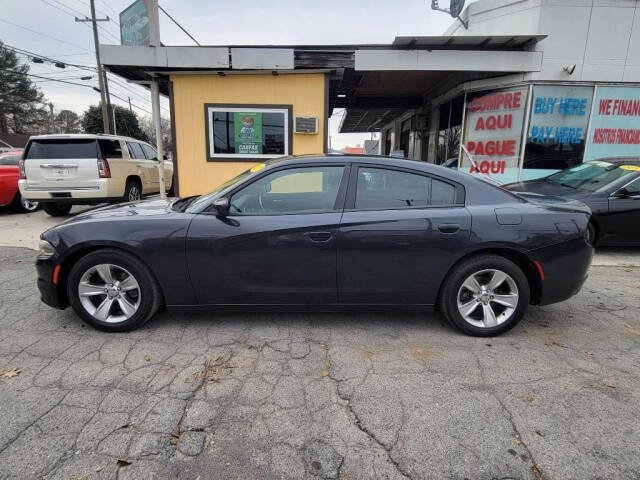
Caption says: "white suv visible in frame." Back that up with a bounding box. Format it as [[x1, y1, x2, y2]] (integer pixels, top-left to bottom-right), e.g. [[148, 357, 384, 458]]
[[18, 134, 173, 216]]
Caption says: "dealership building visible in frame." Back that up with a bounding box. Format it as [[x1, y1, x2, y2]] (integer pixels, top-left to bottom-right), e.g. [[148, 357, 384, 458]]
[[102, 0, 640, 196]]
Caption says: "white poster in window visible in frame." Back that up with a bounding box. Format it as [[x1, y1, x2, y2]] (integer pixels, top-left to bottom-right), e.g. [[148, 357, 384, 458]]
[[461, 87, 528, 183]]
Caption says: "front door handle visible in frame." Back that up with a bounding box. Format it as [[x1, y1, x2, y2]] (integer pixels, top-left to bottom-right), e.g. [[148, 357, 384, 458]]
[[438, 223, 460, 234], [308, 231, 332, 242]]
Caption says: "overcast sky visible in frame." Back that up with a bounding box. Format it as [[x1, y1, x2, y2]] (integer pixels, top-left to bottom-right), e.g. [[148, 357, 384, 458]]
[[0, 0, 475, 148]]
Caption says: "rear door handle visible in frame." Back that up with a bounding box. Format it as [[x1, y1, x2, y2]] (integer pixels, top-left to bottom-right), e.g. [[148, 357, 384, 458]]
[[438, 223, 460, 234], [308, 231, 332, 242]]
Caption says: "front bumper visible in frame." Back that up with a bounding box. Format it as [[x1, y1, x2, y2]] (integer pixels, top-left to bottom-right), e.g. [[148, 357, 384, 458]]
[[36, 255, 66, 309], [530, 237, 593, 306]]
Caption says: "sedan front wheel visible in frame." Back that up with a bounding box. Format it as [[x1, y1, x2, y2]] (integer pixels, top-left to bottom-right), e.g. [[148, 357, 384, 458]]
[[440, 254, 530, 336], [67, 249, 162, 331]]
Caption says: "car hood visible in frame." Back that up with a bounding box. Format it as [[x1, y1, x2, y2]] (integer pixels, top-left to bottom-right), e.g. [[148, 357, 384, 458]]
[[503, 179, 594, 201], [59, 198, 176, 225]]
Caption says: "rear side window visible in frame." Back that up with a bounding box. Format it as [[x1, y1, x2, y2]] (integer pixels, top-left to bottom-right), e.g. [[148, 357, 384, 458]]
[[25, 140, 98, 159], [0, 154, 21, 166], [141, 144, 157, 160], [431, 178, 457, 206], [127, 142, 145, 159], [98, 140, 122, 159], [355, 167, 430, 209]]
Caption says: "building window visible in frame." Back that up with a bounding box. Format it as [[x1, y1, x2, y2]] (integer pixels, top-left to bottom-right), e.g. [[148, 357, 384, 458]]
[[524, 85, 594, 176], [205, 105, 291, 160], [436, 95, 464, 165]]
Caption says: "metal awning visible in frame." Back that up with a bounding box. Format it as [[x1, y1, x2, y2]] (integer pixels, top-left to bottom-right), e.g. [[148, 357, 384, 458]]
[[392, 35, 546, 49]]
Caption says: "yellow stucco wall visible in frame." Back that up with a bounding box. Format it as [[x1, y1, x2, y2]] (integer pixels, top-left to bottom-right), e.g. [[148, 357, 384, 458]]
[[170, 73, 326, 197]]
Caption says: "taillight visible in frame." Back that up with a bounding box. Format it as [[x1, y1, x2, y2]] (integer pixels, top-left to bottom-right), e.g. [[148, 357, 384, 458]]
[[97, 158, 111, 178], [18, 158, 26, 179]]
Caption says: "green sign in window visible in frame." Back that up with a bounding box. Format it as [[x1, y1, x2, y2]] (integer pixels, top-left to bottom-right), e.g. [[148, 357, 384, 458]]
[[234, 113, 263, 155]]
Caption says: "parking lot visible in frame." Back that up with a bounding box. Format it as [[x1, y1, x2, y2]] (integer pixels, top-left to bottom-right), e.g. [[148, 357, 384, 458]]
[[0, 209, 639, 480]]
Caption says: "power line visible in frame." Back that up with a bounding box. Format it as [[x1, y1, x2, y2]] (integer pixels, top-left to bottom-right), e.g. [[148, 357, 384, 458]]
[[0, 18, 93, 53], [158, 4, 200, 46], [38, 0, 120, 43], [3, 44, 98, 72], [0, 68, 99, 89]]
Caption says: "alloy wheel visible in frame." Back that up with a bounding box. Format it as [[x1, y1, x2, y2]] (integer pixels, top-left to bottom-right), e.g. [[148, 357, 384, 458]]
[[129, 185, 141, 201], [456, 269, 519, 328], [77, 263, 141, 323], [20, 196, 38, 212]]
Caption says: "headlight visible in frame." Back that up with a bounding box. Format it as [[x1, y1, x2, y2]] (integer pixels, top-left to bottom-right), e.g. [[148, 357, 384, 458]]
[[38, 240, 56, 258]]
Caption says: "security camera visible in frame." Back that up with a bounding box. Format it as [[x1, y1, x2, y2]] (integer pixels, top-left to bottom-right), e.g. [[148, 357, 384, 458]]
[[563, 64, 577, 75]]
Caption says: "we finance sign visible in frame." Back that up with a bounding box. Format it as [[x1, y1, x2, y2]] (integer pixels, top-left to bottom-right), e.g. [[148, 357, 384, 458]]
[[585, 86, 640, 161]]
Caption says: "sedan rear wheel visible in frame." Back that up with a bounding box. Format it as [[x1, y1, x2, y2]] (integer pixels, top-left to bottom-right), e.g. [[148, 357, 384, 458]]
[[67, 249, 161, 331], [440, 254, 530, 336]]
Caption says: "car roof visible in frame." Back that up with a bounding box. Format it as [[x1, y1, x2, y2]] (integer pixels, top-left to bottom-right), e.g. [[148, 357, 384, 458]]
[[28, 133, 150, 143], [266, 154, 477, 183], [590, 157, 640, 165]]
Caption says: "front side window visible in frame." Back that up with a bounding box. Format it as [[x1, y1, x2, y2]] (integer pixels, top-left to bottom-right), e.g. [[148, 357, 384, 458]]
[[624, 178, 640, 195], [230, 166, 344, 215], [206, 106, 289, 160], [355, 167, 430, 210]]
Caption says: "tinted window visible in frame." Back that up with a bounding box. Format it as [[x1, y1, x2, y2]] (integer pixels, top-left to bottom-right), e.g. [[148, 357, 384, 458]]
[[355, 167, 429, 209], [0, 154, 21, 166], [431, 178, 457, 205], [127, 142, 145, 159], [98, 140, 122, 159], [230, 166, 344, 215], [25, 140, 97, 159], [141, 144, 157, 160]]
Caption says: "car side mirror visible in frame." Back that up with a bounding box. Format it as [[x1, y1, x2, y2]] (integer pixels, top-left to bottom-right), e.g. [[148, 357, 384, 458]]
[[213, 197, 230, 216]]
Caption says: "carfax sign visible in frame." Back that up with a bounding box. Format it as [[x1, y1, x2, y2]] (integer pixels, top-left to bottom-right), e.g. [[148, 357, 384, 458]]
[[585, 86, 640, 161], [234, 113, 263, 155], [120, 0, 151, 46]]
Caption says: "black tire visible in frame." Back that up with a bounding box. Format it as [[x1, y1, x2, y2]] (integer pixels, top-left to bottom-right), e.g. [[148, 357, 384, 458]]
[[123, 180, 142, 202], [42, 203, 72, 217], [586, 222, 596, 246], [66, 249, 162, 332], [167, 180, 175, 197], [439, 254, 530, 337], [11, 193, 39, 213]]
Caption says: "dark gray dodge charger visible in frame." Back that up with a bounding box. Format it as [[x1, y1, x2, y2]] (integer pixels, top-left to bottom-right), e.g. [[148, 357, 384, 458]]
[[36, 155, 593, 336]]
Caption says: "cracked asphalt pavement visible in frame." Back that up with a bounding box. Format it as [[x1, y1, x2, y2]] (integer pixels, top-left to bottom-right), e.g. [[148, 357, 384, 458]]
[[0, 246, 639, 480]]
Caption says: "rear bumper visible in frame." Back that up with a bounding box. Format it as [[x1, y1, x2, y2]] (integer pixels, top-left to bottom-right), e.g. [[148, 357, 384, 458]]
[[529, 238, 593, 306], [19, 178, 124, 202], [36, 256, 66, 309]]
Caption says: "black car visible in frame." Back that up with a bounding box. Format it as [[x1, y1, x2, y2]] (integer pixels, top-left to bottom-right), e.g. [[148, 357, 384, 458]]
[[504, 158, 640, 246], [36, 155, 593, 337]]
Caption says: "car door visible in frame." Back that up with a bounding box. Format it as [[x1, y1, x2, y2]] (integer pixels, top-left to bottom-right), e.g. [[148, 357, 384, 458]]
[[186, 163, 349, 305], [140, 143, 161, 192], [606, 176, 640, 244], [337, 164, 471, 305], [126, 141, 151, 192]]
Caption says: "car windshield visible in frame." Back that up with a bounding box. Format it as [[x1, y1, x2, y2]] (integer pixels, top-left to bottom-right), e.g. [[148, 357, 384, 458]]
[[546, 160, 637, 192], [183, 168, 255, 213]]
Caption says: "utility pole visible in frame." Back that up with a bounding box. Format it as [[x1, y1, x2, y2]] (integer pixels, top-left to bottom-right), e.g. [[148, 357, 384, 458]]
[[102, 69, 115, 134], [49, 103, 55, 133], [76, 0, 111, 133], [128, 97, 133, 113]]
